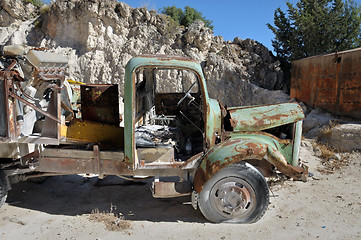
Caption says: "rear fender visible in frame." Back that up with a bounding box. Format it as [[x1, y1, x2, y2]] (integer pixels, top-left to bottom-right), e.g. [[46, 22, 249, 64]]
[[193, 135, 308, 193]]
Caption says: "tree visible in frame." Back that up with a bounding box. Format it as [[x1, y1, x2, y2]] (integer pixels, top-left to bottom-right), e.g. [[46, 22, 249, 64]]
[[160, 6, 214, 30], [267, 0, 361, 62]]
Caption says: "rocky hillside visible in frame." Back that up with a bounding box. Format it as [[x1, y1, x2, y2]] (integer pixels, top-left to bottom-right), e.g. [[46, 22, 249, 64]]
[[1, 0, 289, 107]]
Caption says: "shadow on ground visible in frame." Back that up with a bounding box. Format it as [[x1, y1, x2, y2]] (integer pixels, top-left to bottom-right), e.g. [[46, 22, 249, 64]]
[[6, 175, 205, 223]]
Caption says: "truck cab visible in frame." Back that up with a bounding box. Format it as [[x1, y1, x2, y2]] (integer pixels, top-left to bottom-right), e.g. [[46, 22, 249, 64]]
[[0, 49, 307, 223]]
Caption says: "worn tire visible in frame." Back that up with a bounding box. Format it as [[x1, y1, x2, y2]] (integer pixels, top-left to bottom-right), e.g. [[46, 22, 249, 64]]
[[198, 162, 269, 223], [0, 172, 8, 208]]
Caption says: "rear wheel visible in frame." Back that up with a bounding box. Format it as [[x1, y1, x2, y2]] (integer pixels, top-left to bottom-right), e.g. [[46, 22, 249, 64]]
[[0, 172, 8, 207], [198, 162, 269, 223]]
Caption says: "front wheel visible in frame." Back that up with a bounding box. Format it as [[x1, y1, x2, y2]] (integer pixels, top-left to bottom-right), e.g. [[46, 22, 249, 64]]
[[198, 162, 269, 223]]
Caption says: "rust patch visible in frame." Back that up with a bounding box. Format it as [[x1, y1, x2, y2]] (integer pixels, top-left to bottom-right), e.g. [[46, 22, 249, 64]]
[[193, 138, 306, 192], [227, 103, 304, 132], [267, 156, 308, 181], [193, 167, 207, 193], [7, 84, 16, 140], [245, 142, 264, 153], [36, 155, 133, 176], [247, 148, 253, 155], [20, 150, 40, 165], [202, 143, 268, 186], [234, 142, 266, 157]]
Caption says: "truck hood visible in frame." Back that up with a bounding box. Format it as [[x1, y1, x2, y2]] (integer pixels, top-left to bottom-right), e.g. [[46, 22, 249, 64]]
[[227, 102, 305, 131]]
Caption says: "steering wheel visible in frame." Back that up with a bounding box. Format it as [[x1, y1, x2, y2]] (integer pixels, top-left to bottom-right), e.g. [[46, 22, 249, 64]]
[[177, 82, 196, 106]]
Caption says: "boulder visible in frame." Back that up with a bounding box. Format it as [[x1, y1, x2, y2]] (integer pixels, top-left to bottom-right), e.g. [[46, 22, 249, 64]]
[[303, 108, 336, 138], [319, 124, 361, 151]]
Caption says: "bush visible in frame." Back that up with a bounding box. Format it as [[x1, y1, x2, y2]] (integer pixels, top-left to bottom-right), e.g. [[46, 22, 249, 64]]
[[24, 0, 44, 8], [160, 5, 214, 30]]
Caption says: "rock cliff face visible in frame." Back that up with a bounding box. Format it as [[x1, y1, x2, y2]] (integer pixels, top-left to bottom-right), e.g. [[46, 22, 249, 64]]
[[0, 0, 36, 27], [0, 0, 289, 107]]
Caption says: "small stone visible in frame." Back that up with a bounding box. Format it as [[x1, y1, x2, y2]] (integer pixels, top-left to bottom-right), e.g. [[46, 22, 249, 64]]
[[314, 147, 322, 157], [312, 175, 320, 180]]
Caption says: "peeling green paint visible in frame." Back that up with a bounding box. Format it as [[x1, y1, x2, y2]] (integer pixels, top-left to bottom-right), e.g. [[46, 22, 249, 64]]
[[228, 102, 305, 132]]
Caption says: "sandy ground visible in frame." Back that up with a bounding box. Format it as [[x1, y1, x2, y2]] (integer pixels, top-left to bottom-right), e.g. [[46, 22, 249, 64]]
[[0, 141, 360, 240]]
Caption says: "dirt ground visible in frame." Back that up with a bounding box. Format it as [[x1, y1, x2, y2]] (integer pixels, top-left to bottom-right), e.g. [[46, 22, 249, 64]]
[[0, 141, 360, 240]]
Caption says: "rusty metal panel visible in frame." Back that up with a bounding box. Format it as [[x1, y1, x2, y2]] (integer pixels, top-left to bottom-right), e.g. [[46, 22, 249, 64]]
[[35, 157, 132, 176], [81, 84, 119, 125], [291, 48, 361, 119], [193, 132, 308, 192], [36, 147, 132, 175], [227, 102, 304, 132], [6, 80, 17, 142]]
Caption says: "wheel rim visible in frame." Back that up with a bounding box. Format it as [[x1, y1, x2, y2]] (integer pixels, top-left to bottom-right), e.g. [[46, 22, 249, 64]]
[[209, 177, 256, 220]]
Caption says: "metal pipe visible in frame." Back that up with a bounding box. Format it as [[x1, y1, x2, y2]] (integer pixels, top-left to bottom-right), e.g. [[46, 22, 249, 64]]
[[9, 91, 61, 123], [292, 120, 303, 166]]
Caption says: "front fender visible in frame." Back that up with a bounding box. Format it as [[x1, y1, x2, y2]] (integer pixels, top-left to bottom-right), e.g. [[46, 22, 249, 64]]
[[193, 133, 308, 192]]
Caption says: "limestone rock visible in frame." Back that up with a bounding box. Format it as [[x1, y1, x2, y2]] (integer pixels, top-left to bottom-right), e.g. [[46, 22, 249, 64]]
[[184, 20, 213, 52], [1, 0, 287, 107], [303, 108, 336, 138], [0, 0, 36, 27], [302, 107, 361, 151], [319, 124, 361, 151]]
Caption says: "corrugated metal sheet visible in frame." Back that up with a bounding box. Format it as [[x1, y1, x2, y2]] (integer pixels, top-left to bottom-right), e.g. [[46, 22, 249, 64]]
[[290, 48, 361, 119]]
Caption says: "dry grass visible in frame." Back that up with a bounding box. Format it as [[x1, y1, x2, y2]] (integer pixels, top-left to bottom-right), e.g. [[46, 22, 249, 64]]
[[313, 121, 351, 174], [317, 143, 336, 160], [267, 175, 287, 194], [88, 204, 131, 232], [318, 120, 341, 139], [313, 142, 350, 174]]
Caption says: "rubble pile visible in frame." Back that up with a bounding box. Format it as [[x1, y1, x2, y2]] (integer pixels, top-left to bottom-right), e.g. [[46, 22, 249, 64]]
[[0, 0, 288, 107]]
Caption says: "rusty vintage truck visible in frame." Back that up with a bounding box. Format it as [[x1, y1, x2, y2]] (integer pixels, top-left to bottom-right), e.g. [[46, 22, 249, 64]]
[[0, 45, 307, 223]]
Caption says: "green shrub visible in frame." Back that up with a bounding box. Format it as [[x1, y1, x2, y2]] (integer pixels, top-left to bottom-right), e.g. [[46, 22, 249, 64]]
[[160, 5, 214, 30], [24, 0, 43, 8]]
